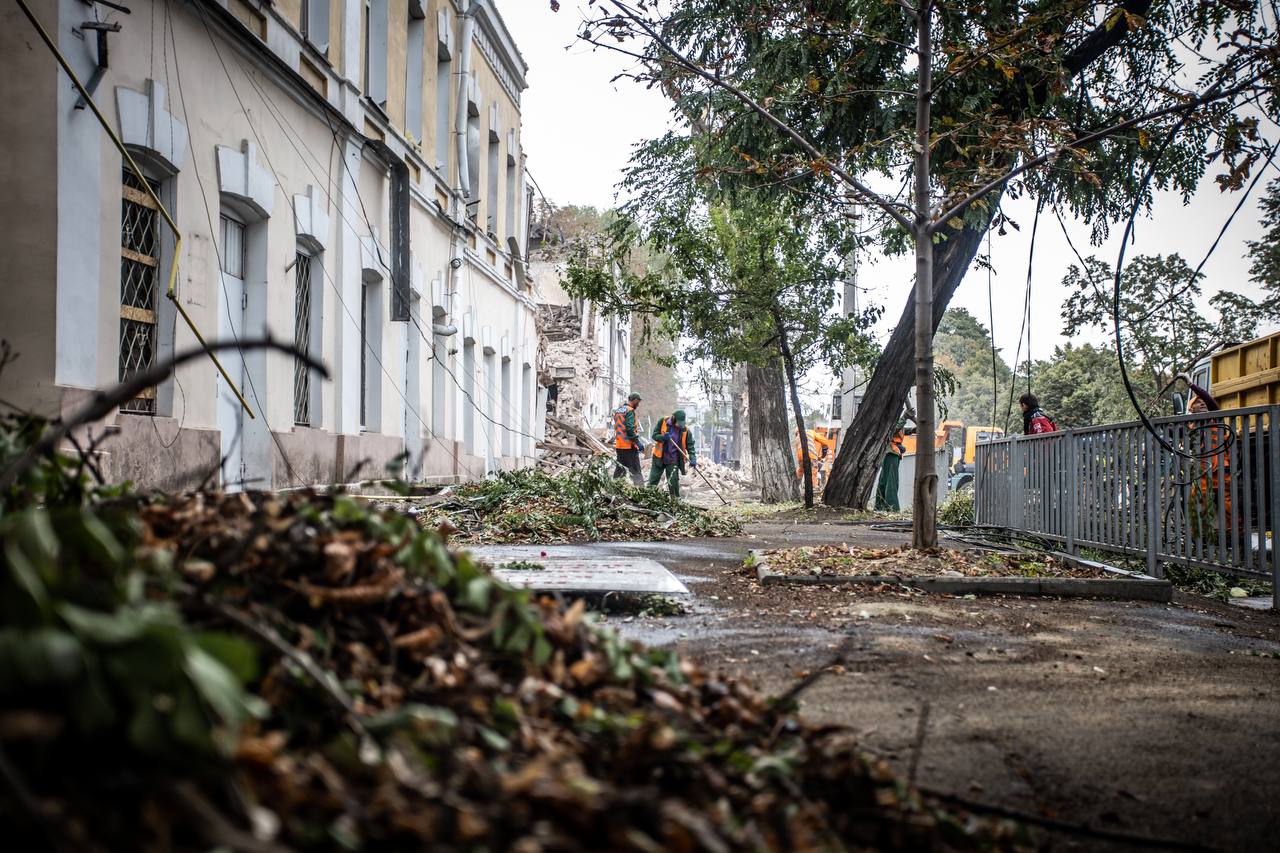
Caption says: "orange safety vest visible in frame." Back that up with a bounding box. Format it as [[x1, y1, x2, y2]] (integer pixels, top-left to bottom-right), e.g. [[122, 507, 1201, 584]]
[[652, 418, 688, 461], [613, 404, 636, 450]]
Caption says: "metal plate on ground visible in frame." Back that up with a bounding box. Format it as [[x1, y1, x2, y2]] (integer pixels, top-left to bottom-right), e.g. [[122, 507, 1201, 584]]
[[467, 546, 689, 595]]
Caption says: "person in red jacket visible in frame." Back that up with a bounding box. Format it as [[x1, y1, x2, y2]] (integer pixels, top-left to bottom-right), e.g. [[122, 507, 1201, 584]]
[[1019, 393, 1057, 435]]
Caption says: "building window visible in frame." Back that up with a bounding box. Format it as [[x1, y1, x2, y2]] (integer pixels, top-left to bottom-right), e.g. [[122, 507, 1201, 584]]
[[220, 214, 245, 278], [505, 156, 517, 242], [293, 251, 314, 426], [363, 0, 388, 109], [406, 6, 426, 142], [119, 168, 162, 414], [435, 57, 451, 172], [300, 0, 330, 56], [486, 130, 500, 236]]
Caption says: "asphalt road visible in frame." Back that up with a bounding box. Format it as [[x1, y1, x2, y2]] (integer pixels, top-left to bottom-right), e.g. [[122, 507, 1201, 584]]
[[575, 518, 1280, 851]]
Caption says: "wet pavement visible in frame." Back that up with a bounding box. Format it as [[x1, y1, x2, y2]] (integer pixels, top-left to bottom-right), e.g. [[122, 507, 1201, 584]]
[[539, 518, 1280, 851]]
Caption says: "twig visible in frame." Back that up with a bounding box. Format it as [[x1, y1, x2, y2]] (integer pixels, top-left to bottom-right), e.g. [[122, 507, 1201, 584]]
[[921, 788, 1223, 852], [170, 781, 293, 853], [772, 631, 857, 713], [0, 739, 71, 853], [906, 700, 931, 789], [187, 590, 368, 740]]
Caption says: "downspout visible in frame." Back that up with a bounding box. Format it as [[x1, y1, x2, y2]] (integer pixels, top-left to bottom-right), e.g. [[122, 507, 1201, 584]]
[[454, 0, 477, 202]]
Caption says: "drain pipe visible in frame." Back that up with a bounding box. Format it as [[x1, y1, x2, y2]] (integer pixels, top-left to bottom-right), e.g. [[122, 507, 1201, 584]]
[[454, 0, 477, 203], [433, 323, 458, 337]]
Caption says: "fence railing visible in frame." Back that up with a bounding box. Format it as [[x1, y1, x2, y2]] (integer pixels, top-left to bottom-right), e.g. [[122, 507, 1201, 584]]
[[974, 406, 1278, 595]]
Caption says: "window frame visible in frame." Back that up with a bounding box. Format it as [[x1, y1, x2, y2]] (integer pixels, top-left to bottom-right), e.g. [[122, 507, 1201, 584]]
[[119, 167, 164, 415]]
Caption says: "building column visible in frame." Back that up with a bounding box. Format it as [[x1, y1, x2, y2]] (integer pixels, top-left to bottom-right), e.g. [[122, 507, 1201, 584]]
[[334, 135, 364, 435]]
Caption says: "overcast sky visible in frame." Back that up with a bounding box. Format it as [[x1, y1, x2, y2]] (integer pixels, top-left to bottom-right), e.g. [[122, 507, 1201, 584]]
[[495, 0, 1279, 380]]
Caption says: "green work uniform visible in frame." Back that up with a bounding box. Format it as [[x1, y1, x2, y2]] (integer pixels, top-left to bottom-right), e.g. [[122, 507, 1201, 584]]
[[875, 430, 905, 512], [647, 413, 697, 498]]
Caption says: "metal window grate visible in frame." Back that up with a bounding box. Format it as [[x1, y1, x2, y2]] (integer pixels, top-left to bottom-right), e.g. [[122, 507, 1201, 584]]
[[293, 252, 313, 426], [120, 169, 160, 414]]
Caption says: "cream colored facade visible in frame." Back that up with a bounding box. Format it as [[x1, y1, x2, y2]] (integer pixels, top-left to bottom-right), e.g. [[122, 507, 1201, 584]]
[[0, 0, 537, 489]]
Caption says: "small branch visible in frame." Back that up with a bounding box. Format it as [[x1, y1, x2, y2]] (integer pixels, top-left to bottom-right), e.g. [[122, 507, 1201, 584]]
[[921, 788, 1220, 852], [932, 73, 1266, 230], [906, 700, 931, 788], [603, 1, 915, 234]]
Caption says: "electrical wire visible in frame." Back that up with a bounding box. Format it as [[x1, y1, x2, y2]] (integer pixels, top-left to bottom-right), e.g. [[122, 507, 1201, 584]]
[[167, 3, 306, 487], [1108, 84, 1237, 463], [222, 37, 539, 445], [1002, 201, 1041, 432], [985, 227, 997, 428]]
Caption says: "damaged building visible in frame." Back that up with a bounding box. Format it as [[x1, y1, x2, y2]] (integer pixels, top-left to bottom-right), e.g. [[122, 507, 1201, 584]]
[[0, 0, 540, 490], [526, 216, 630, 468]]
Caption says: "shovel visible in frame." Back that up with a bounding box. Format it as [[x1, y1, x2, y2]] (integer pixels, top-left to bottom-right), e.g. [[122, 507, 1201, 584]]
[[670, 443, 730, 506]]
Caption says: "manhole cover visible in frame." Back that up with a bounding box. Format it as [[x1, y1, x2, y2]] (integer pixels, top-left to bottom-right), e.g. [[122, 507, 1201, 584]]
[[467, 546, 689, 595]]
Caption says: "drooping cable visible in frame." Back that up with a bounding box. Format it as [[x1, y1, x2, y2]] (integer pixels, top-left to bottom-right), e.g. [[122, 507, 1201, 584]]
[[1108, 85, 1237, 462], [986, 227, 998, 428]]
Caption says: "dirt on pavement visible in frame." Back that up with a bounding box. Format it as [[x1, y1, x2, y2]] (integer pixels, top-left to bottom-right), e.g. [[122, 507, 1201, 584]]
[[578, 517, 1280, 851]]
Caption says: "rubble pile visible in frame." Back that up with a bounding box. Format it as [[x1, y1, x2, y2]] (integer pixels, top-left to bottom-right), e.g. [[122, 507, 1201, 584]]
[[0, 415, 1013, 852], [685, 459, 756, 497], [415, 459, 743, 543], [537, 414, 611, 476]]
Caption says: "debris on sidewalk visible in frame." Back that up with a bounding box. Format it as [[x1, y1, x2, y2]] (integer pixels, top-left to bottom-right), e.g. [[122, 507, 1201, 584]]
[[684, 459, 755, 496], [0, 417, 1013, 852], [414, 459, 742, 543], [537, 414, 612, 475], [755, 545, 1124, 580]]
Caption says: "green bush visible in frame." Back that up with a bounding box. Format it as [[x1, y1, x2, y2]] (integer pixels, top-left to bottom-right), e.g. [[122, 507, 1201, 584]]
[[939, 491, 975, 526]]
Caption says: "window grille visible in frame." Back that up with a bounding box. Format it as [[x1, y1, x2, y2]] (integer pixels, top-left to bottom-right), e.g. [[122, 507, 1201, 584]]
[[119, 169, 160, 414], [293, 252, 313, 425]]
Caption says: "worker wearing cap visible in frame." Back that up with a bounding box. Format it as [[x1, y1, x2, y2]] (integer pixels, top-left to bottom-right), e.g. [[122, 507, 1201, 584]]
[[648, 409, 697, 498], [612, 392, 645, 486]]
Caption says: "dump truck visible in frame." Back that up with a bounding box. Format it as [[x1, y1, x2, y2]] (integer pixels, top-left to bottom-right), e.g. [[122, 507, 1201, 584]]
[[1176, 331, 1280, 412]]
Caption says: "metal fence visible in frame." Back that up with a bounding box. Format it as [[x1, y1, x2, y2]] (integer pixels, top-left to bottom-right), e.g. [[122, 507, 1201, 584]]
[[974, 406, 1278, 594]]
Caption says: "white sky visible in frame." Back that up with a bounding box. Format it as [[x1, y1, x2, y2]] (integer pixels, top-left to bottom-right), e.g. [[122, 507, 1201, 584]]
[[496, 0, 1279, 386]]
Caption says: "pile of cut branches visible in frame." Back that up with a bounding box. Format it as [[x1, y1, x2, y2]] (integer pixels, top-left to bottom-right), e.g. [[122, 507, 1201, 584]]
[[413, 461, 743, 543], [758, 545, 1114, 580], [0, 414, 1015, 851]]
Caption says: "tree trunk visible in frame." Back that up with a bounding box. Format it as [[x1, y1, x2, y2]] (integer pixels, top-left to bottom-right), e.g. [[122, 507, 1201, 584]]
[[730, 364, 745, 467], [773, 310, 813, 508], [910, 1, 937, 549], [823, 215, 994, 509], [747, 359, 800, 503]]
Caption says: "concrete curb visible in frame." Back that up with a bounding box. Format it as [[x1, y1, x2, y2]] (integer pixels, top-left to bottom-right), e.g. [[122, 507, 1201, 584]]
[[749, 550, 1173, 603]]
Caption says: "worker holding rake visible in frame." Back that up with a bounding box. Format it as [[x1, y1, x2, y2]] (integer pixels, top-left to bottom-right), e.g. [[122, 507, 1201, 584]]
[[648, 409, 697, 498]]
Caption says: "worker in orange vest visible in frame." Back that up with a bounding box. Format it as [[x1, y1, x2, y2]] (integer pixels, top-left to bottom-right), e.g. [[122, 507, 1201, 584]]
[[648, 409, 697, 498], [612, 392, 645, 485]]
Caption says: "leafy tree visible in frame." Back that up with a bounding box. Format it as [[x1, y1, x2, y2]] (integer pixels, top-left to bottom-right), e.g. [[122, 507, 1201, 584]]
[[934, 309, 1012, 428], [1246, 177, 1280, 314], [1061, 253, 1269, 402], [559, 0, 1276, 546], [1029, 343, 1135, 428], [565, 196, 880, 506]]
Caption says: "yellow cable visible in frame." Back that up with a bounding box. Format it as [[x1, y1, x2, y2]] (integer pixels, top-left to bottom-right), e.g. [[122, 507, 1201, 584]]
[[15, 0, 255, 418]]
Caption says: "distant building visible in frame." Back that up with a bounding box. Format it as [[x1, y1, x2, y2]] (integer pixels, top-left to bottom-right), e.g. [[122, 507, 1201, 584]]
[[0, 0, 538, 490], [527, 218, 629, 439]]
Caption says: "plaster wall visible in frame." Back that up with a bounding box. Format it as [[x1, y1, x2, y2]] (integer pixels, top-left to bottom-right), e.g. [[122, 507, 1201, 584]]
[[1, 0, 536, 491]]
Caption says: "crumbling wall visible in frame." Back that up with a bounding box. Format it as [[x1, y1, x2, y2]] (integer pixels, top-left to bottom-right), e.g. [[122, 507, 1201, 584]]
[[630, 317, 678, 436]]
